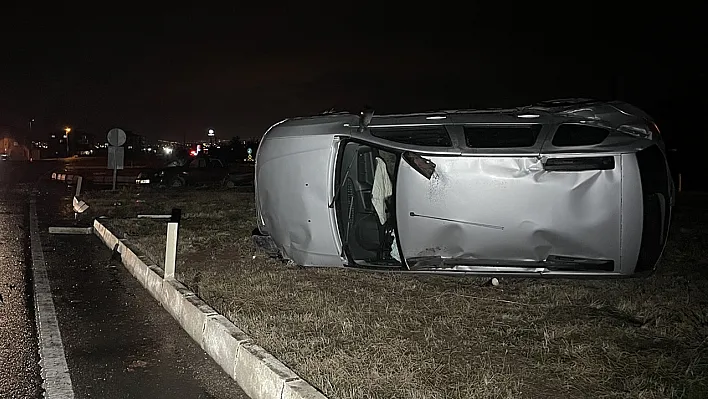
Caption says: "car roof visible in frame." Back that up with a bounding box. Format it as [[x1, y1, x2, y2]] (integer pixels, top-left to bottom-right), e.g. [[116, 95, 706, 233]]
[[266, 99, 653, 138]]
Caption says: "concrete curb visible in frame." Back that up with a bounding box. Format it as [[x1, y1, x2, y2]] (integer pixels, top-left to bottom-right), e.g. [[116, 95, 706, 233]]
[[48, 226, 93, 235], [92, 218, 328, 399]]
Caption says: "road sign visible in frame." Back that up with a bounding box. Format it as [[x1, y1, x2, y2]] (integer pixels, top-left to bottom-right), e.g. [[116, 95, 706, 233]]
[[107, 128, 126, 146], [108, 146, 125, 170]]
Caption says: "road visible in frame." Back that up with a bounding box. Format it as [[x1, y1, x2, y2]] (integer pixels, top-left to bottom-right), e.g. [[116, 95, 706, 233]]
[[0, 162, 45, 399], [0, 160, 248, 399]]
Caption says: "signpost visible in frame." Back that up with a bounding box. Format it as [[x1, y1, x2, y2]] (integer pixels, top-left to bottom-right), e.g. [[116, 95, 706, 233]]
[[107, 128, 126, 191]]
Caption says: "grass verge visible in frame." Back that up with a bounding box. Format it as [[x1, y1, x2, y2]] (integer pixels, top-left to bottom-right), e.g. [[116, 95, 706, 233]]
[[82, 187, 708, 399]]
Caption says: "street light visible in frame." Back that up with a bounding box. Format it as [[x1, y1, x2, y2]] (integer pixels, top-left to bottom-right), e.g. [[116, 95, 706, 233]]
[[208, 129, 215, 146], [64, 127, 71, 156]]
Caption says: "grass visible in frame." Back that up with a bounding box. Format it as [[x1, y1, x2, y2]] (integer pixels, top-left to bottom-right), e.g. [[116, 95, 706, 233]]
[[82, 187, 708, 399]]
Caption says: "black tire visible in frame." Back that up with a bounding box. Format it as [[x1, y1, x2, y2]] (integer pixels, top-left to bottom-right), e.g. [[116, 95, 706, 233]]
[[169, 176, 185, 188]]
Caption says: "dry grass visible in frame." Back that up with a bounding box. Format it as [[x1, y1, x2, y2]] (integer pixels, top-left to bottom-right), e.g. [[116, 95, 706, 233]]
[[83, 187, 708, 399]]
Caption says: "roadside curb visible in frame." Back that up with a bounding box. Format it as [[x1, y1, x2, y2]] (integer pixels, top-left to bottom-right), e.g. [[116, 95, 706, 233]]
[[92, 219, 327, 399], [29, 196, 76, 398]]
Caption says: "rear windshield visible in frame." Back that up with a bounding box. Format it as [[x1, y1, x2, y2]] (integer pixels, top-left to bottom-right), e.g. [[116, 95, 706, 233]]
[[370, 126, 452, 147], [464, 125, 542, 148], [552, 124, 610, 147]]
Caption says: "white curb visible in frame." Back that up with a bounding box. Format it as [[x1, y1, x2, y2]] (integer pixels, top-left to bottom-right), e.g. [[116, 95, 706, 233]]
[[92, 219, 327, 399], [30, 197, 76, 398], [48, 226, 93, 235]]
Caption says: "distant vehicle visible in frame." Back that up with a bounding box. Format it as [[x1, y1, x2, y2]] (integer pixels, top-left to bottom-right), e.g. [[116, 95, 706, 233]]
[[253, 99, 674, 277], [136, 156, 232, 188]]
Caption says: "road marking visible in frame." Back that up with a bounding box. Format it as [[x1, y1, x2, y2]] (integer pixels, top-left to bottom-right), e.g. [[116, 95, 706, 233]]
[[29, 196, 75, 399]]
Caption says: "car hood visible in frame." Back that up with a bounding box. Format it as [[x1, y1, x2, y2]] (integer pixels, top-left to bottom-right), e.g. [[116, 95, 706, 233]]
[[255, 133, 341, 266]]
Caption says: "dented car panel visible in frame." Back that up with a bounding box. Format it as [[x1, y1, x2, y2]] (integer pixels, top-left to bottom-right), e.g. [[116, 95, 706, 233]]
[[396, 155, 624, 275], [254, 99, 674, 277]]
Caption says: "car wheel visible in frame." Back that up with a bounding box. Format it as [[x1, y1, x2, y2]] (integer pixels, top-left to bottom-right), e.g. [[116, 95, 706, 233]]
[[169, 177, 185, 188]]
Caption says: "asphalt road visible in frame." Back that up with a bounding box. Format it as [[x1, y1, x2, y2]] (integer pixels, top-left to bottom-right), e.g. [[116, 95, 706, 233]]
[[1, 160, 248, 398], [0, 164, 43, 398]]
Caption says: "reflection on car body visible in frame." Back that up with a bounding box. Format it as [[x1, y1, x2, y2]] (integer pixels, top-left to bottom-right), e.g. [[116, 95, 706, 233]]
[[254, 99, 674, 277]]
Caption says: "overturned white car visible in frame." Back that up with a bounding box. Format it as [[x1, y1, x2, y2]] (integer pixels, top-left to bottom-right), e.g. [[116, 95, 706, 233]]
[[253, 99, 674, 277]]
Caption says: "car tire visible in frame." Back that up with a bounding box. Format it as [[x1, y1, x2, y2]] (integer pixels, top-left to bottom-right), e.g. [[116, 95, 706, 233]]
[[169, 176, 185, 188]]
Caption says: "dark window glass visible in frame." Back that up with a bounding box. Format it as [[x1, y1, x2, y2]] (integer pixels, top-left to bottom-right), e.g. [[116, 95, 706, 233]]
[[464, 125, 542, 148], [370, 126, 452, 147], [552, 124, 610, 147]]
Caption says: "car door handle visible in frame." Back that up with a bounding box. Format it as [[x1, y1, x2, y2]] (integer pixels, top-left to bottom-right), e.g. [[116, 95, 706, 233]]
[[544, 156, 615, 171]]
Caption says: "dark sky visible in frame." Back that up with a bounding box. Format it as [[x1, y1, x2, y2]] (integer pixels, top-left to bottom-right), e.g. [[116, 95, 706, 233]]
[[0, 4, 705, 145]]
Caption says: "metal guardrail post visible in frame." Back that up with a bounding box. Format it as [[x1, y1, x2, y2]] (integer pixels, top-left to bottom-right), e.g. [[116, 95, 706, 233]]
[[164, 208, 181, 279]]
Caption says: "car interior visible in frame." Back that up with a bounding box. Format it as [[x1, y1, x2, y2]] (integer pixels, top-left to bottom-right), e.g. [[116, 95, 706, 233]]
[[335, 141, 402, 268]]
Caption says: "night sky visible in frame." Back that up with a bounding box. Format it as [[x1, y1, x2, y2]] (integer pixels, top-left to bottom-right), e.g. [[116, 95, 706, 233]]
[[0, 5, 705, 150]]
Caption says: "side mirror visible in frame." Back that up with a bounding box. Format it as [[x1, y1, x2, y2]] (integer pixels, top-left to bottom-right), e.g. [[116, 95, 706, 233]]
[[402, 152, 436, 180]]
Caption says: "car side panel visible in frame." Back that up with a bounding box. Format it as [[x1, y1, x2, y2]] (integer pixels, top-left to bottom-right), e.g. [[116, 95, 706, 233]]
[[395, 155, 623, 270]]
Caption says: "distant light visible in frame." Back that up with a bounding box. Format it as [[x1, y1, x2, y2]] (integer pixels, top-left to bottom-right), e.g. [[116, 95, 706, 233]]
[[64, 127, 71, 133], [517, 114, 540, 119], [163, 147, 173, 154], [426, 115, 446, 120], [63, 135, 67, 138], [208, 129, 215, 136]]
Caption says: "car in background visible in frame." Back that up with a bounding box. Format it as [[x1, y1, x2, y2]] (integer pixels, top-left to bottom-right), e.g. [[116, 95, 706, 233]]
[[136, 156, 229, 188], [253, 99, 674, 277]]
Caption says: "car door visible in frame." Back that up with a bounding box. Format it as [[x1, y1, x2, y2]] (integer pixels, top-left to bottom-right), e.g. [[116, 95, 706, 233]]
[[396, 120, 622, 272], [186, 158, 208, 183], [394, 121, 560, 269], [208, 159, 227, 183], [346, 123, 461, 267]]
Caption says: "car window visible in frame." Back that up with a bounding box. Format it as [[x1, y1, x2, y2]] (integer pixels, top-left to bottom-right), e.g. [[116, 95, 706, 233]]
[[189, 159, 207, 168], [370, 126, 452, 147], [552, 124, 610, 147], [463, 125, 542, 148]]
